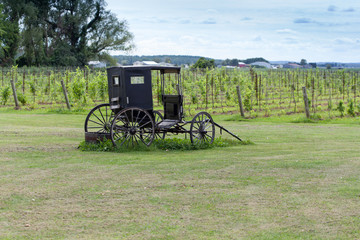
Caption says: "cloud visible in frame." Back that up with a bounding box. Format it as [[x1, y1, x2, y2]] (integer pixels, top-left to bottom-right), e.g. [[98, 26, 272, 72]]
[[328, 5, 337, 12], [179, 19, 191, 24], [343, 7, 355, 12], [241, 17, 252, 21], [334, 38, 358, 45], [253, 36, 262, 42], [201, 18, 217, 24], [141, 17, 168, 24], [283, 37, 298, 44], [206, 9, 218, 14], [293, 18, 315, 24], [276, 29, 297, 35]]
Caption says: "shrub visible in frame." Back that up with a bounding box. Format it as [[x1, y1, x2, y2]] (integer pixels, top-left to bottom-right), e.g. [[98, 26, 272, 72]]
[[17, 92, 27, 106], [1, 87, 11, 105], [337, 101, 345, 117], [347, 99, 355, 117]]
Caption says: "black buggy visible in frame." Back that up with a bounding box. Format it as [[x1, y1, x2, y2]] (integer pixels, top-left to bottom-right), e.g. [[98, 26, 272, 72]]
[[84, 65, 241, 147]]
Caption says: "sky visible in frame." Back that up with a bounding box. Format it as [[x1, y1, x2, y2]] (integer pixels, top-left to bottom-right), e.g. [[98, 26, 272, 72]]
[[106, 0, 360, 62]]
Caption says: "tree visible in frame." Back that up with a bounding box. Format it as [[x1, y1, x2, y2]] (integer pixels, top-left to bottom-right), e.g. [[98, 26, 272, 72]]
[[300, 59, 307, 66], [192, 57, 215, 69], [222, 58, 239, 66], [0, 0, 24, 66], [2, 0, 134, 66]]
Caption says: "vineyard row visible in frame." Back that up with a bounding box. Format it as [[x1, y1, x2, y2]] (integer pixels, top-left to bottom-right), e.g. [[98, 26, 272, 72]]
[[1, 66, 360, 118]]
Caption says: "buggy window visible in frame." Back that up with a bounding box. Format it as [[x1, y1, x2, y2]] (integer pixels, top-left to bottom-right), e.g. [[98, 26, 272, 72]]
[[131, 76, 144, 84], [113, 76, 119, 85]]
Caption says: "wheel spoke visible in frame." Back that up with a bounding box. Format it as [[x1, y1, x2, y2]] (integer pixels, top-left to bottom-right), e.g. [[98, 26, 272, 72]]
[[91, 112, 105, 125], [98, 108, 106, 125], [87, 126, 103, 129], [138, 120, 152, 129], [88, 119, 105, 127]]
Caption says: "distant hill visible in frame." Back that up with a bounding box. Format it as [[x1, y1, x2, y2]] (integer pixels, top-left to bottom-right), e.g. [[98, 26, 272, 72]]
[[271, 61, 360, 68], [112, 55, 223, 66], [113, 55, 271, 66], [113, 55, 360, 68]]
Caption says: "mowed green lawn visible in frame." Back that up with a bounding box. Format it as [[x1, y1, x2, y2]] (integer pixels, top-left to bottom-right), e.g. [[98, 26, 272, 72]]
[[0, 112, 360, 239]]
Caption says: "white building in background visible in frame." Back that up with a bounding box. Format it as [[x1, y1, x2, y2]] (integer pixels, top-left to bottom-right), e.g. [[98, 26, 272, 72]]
[[250, 61, 272, 69], [133, 61, 159, 66], [88, 61, 106, 68]]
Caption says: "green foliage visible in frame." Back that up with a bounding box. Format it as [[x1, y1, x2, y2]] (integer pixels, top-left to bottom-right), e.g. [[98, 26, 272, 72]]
[[191, 92, 198, 104], [29, 81, 36, 102], [192, 57, 215, 69], [337, 101, 345, 117], [4, 0, 134, 67], [0, 1, 22, 66], [70, 68, 86, 103], [1, 86, 11, 105], [78, 137, 249, 152], [243, 87, 253, 111], [17, 92, 27, 105], [97, 72, 108, 101], [347, 99, 355, 117]]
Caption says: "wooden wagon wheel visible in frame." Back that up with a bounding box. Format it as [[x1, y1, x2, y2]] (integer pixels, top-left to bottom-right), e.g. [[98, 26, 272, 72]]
[[84, 103, 114, 133], [153, 110, 165, 139], [110, 107, 155, 147], [190, 112, 215, 145]]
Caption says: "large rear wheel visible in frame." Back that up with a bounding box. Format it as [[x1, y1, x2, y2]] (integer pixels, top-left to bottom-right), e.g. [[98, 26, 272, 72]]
[[85, 103, 114, 133], [110, 107, 155, 147]]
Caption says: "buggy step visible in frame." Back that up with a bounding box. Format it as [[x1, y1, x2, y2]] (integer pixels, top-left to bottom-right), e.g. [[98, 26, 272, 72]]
[[158, 119, 179, 129], [214, 122, 242, 141], [110, 104, 120, 109]]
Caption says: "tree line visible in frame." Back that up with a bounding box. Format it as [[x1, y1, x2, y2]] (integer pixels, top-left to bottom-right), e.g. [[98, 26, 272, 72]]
[[0, 0, 133, 67]]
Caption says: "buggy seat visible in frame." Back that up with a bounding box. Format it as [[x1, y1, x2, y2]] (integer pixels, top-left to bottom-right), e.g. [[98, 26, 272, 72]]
[[163, 95, 183, 121]]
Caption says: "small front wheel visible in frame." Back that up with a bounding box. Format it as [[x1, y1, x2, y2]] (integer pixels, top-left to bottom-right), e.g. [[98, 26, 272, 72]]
[[190, 112, 215, 145]]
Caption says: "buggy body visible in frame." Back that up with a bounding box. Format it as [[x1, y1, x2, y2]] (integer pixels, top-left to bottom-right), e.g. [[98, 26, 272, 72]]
[[84, 65, 241, 147]]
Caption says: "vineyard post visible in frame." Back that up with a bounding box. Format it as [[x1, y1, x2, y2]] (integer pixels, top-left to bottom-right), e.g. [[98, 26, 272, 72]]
[[354, 72, 358, 105], [48, 71, 51, 95], [205, 72, 208, 110], [10, 80, 20, 109], [22, 71, 25, 94], [312, 77, 315, 113], [157, 71, 160, 105], [236, 86, 245, 117], [211, 73, 214, 108], [61, 80, 71, 110], [302, 86, 310, 118]]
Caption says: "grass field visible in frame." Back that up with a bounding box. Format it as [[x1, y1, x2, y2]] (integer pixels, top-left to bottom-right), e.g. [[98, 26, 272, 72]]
[[0, 111, 360, 239]]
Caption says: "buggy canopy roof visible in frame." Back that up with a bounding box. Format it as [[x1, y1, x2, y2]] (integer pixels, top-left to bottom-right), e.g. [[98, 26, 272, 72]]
[[107, 65, 181, 74]]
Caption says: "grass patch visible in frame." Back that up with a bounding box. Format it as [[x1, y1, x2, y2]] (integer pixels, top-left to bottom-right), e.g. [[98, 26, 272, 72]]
[[225, 112, 360, 125], [1, 112, 360, 239], [78, 137, 253, 152]]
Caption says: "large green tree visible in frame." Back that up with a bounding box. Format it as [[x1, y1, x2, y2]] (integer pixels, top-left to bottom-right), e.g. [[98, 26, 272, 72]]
[[192, 57, 215, 69], [1, 0, 133, 66], [0, 0, 24, 66]]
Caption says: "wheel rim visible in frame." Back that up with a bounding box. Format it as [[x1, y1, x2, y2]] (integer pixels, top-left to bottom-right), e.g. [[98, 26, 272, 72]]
[[111, 108, 155, 147], [85, 104, 114, 133], [190, 112, 215, 145]]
